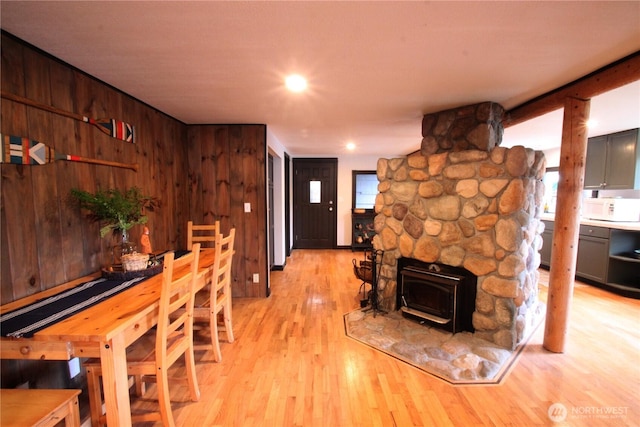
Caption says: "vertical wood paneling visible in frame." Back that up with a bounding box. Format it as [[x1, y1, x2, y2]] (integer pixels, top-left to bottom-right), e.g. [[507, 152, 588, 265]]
[[50, 60, 85, 281], [81, 77, 115, 190], [186, 126, 204, 245], [169, 120, 189, 250], [201, 127, 219, 224], [229, 126, 247, 296], [1, 36, 40, 301], [135, 106, 160, 247], [1, 34, 268, 303], [150, 108, 170, 247], [23, 45, 67, 289], [2, 57, 91, 420], [187, 124, 268, 298], [0, 34, 188, 301], [243, 125, 266, 297], [254, 126, 267, 294], [214, 126, 230, 228], [72, 72, 106, 271], [0, 36, 23, 301]]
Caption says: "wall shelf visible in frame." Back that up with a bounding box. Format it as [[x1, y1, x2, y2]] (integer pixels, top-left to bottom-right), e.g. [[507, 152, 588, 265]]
[[352, 210, 376, 251]]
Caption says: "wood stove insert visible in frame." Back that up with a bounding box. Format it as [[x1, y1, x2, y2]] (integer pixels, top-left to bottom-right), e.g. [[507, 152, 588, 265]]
[[397, 258, 477, 333]]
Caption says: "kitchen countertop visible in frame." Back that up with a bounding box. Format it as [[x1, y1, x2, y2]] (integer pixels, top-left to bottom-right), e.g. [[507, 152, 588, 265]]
[[540, 213, 640, 231]]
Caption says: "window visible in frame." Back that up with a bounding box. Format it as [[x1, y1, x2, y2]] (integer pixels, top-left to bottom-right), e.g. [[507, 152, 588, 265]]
[[352, 170, 378, 210], [309, 180, 321, 203], [543, 167, 559, 213]]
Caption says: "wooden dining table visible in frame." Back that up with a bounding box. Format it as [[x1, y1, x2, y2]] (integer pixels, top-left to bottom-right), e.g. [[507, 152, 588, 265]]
[[0, 249, 216, 427]]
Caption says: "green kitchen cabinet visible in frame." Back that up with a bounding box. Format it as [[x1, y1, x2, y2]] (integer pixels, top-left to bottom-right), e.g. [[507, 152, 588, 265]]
[[584, 128, 640, 190]]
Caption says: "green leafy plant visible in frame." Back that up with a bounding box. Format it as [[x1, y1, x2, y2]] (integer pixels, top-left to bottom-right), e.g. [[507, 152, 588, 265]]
[[71, 187, 158, 237]]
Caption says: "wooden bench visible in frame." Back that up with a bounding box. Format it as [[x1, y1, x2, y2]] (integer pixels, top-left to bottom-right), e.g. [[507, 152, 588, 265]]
[[0, 388, 81, 427]]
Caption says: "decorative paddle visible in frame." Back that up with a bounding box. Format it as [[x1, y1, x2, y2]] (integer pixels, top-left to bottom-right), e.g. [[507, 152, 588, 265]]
[[1, 134, 138, 171], [1, 91, 135, 143]]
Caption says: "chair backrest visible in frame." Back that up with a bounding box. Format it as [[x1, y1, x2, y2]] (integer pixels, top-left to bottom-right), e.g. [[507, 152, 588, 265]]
[[156, 243, 201, 366], [187, 220, 220, 250], [212, 229, 235, 295]]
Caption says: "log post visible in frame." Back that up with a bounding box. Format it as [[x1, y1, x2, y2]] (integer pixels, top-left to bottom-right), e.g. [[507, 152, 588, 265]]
[[543, 96, 591, 353]]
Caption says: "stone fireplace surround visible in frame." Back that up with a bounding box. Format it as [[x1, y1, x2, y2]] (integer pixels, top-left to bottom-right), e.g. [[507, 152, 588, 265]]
[[372, 102, 546, 350]]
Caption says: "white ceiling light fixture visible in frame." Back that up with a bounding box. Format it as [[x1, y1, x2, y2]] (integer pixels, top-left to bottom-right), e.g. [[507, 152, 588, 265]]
[[346, 142, 356, 151], [285, 74, 307, 93]]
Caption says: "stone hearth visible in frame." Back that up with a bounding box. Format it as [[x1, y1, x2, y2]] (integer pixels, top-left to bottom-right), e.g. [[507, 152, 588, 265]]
[[345, 309, 517, 384], [372, 102, 546, 350]]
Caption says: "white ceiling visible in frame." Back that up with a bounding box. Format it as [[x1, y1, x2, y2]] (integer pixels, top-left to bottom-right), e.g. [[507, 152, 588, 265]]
[[1, 1, 639, 157]]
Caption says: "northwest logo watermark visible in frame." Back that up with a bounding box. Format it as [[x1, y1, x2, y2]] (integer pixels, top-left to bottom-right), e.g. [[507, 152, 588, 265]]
[[548, 403, 567, 422], [548, 403, 629, 423]]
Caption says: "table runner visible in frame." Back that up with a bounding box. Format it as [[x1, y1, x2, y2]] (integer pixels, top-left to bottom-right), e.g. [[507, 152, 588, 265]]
[[1, 276, 149, 338], [1, 251, 188, 338]]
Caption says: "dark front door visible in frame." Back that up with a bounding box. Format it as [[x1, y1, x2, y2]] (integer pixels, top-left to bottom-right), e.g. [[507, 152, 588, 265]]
[[293, 158, 337, 249]]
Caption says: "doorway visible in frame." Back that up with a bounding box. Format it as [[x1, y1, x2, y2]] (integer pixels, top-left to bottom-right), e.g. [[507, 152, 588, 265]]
[[285, 153, 291, 256], [293, 158, 337, 249], [268, 154, 275, 271]]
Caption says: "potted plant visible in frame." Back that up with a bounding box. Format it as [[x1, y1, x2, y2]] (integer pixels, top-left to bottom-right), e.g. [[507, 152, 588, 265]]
[[71, 187, 158, 267]]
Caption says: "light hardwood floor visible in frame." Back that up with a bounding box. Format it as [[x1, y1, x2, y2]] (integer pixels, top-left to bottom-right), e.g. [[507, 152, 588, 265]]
[[129, 249, 640, 426]]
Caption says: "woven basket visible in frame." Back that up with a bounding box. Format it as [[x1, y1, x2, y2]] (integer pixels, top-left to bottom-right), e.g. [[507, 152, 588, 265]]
[[121, 252, 150, 272]]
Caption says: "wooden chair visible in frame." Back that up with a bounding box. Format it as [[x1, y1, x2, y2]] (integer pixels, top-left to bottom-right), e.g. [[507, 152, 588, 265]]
[[84, 245, 202, 427], [187, 220, 220, 250], [192, 228, 236, 361]]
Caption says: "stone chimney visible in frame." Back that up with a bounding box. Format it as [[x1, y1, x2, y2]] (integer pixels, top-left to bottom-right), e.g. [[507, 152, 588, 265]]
[[372, 102, 546, 349]]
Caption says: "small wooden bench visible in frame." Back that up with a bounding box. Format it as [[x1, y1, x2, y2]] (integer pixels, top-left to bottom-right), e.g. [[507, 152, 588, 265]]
[[0, 388, 81, 427]]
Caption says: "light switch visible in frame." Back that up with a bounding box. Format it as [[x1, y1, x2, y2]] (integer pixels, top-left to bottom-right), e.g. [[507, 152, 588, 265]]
[[244, 202, 251, 213], [68, 357, 80, 378]]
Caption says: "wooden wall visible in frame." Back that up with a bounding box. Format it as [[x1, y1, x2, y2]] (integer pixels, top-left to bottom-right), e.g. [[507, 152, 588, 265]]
[[1, 32, 268, 305], [187, 125, 268, 298], [1, 33, 189, 303], [0, 33, 268, 389]]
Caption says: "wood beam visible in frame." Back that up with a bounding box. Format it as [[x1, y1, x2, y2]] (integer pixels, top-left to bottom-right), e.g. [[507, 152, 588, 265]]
[[504, 51, 640, 128], [543, 97, 590, 353]]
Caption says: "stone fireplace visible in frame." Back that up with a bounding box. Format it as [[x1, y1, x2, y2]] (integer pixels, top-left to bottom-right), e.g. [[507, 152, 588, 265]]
[[372, 102, 546, 350]]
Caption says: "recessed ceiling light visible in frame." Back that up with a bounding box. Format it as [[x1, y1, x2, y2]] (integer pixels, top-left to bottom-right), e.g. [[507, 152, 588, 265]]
[[346, 142, 356, 151], [586, 119, 598, 128], [285, 74, 307, 93]]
